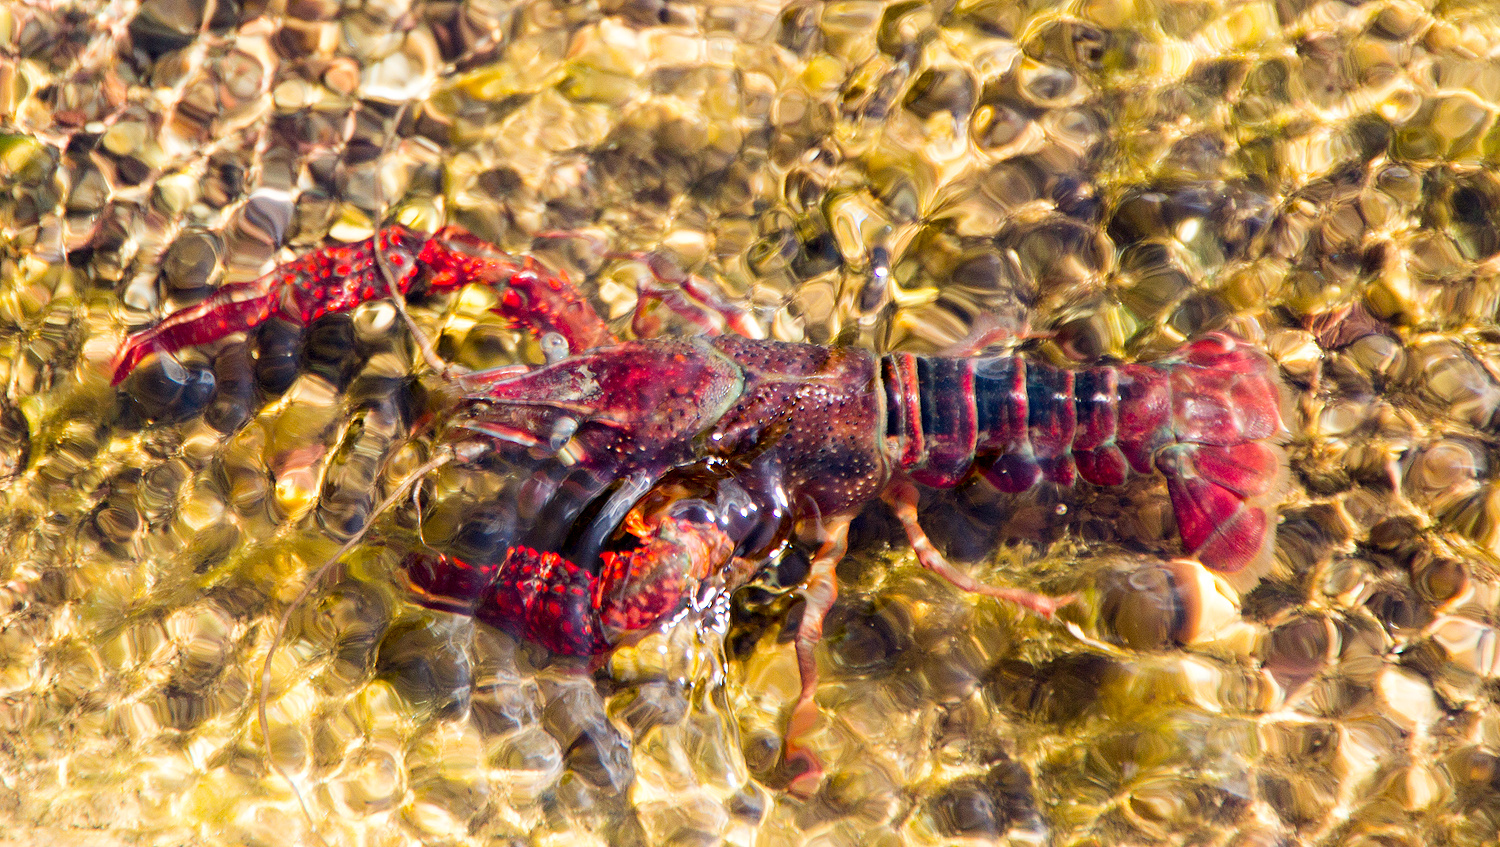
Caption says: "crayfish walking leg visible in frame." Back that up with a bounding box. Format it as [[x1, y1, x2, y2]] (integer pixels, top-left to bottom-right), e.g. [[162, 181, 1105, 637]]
[[884, 479, 1076, 616], [782, 516, 848, 798]]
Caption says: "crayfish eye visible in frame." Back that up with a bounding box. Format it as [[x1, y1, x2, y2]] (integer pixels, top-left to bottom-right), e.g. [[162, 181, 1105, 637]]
[[547, 416, 579, 452], [539, 332, 569, 364]]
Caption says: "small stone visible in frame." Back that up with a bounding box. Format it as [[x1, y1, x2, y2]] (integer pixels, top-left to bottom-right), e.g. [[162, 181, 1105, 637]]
[[1099, 558, 1241, 650], [1262, 615, 1338, 693], [1428, 616, 1500, 679], [121, 354, 217, 424], [1374, 666, 1441, 732]]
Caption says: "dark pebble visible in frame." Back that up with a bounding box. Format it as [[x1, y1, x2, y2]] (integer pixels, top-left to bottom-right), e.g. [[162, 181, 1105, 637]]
[[0, 402, 31, 480], [825, 596, 911, 675], [375, 619, 473, 718], [204, 343, 256, 433], [301, 313, 363, 388], [564, 719, 634, 790], [614, 680, 688, 737], [121, 354, 216, 423], [254, 318, 301, 394]]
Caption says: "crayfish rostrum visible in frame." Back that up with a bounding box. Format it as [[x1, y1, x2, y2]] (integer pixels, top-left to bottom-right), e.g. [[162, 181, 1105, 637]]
[[112, 223, 1286, 794]]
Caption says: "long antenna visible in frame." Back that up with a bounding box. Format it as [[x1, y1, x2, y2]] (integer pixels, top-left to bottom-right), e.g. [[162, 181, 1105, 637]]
[[257, 447, 455, 839]]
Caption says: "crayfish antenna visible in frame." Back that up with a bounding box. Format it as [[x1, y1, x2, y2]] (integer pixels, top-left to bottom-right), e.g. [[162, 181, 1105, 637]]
[[257, 446, 457, 838], [531, 228, 767, 340], [363, 99, 454, 383], [375, 229, 458, 381]]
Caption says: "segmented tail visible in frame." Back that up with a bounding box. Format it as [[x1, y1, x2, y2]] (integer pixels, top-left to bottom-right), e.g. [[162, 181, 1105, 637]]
[[884, 332, 1285, 582]]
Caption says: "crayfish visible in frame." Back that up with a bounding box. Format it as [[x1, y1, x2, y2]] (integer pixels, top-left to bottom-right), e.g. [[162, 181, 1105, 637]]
[[111, 223, 1286, 795]]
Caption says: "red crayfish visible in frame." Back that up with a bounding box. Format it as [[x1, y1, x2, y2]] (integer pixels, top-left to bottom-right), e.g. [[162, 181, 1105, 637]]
[[111, 223, 1286, 794]]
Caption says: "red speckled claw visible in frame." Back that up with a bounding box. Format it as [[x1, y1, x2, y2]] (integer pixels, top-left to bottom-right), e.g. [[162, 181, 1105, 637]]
[[112, 223, 620, 387], [404, 549, 501, 616], [405, 546, 608, 656], [595, 503, 734, 641], [111, 225, 432, 385], [404, 501, 733, 657], [479, 546, 610, 656], [111, 278, 279, 384]]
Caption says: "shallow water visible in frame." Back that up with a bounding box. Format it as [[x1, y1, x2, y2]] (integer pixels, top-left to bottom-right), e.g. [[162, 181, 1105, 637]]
[[3, 0, 1500, 845]]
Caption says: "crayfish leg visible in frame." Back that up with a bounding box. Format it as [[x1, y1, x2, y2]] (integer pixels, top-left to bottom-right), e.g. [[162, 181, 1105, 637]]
[[420, 226, 618, 354], [782, 514, 850, 799], [938, 313, 1041, 358], [523, 229, 758, 340], [883, 480, 1077, 618], [629, 266, 763, 340]]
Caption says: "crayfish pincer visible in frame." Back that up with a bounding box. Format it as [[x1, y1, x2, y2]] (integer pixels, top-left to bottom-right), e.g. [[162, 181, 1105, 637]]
[[112, 224, 1287, 796]]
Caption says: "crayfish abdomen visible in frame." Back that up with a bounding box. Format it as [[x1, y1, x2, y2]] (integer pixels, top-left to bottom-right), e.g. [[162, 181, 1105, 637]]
[[882, 332, 1284, 579]]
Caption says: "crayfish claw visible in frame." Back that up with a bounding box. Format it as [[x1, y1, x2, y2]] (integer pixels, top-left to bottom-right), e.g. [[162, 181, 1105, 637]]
[[110, 279, 279, 385], [593, 499, 735, 639]]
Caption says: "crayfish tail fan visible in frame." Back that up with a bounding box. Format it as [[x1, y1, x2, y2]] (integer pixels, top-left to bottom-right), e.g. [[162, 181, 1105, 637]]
[[1153, 333, 1290, 593]]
